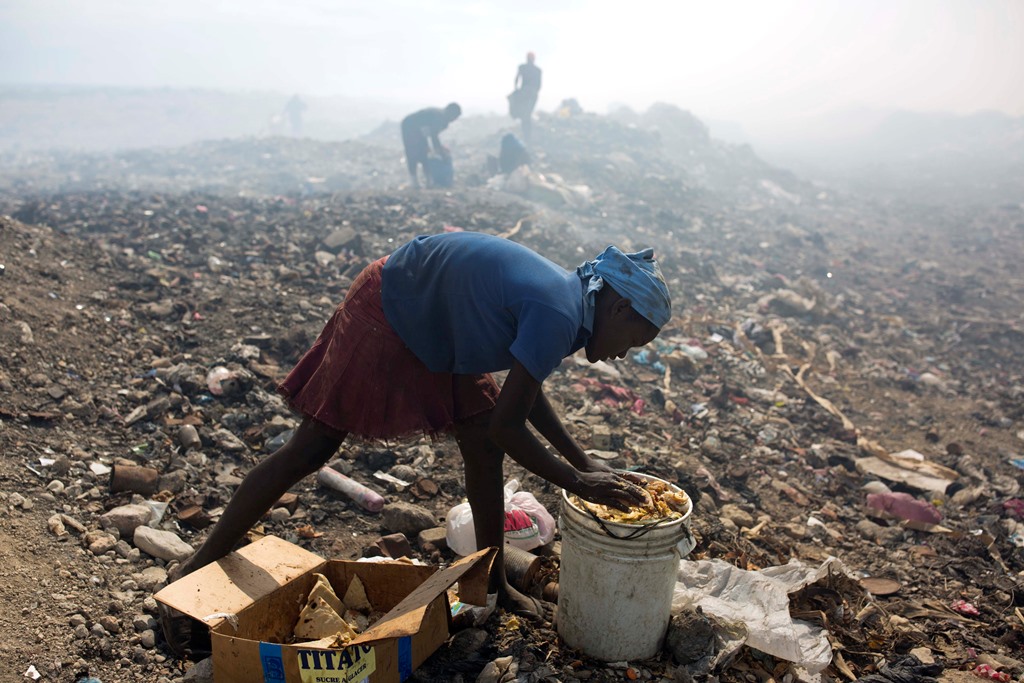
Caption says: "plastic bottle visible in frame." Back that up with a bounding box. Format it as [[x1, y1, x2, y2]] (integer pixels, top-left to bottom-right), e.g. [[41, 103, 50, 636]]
[[317, 467, 386, 513]]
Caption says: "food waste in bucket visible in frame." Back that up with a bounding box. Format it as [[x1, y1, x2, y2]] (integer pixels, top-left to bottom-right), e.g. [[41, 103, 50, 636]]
[[557, 472, 694, 661]]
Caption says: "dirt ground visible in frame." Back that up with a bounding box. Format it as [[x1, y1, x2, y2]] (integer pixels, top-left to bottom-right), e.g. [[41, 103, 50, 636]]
[[1, 109, 1023, 683]]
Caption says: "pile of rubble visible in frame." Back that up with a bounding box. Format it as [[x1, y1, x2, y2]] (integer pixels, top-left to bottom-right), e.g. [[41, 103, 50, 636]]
[[1, 107, 1023, 683]]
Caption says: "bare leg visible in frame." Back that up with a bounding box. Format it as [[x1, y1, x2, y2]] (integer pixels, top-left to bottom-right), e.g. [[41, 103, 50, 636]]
[[406, 159, 421, 189], [175, 417, 344, 577], [161, 417, 344, 659], [453, 413, 552, 620]]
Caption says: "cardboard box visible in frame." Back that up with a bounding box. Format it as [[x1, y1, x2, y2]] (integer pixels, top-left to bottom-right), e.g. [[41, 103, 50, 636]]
[[155, 535, 494, 683]]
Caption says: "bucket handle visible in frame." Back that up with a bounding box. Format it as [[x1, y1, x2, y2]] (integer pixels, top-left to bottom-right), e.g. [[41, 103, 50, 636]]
[[582, 504, 670, 540], [675, 530, 696, 557]]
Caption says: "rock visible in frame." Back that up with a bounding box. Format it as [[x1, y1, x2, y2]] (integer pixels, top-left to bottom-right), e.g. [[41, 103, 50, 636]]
[[209, 428, 247, 452], [856, 519, 904, 545], [17, 320, 34, 344], [140, 628, 157, 648], [87, 532, 118, 556], [183, 656, 215, 682], [366, 450, 397, 471], [381, 502, 437, 537], [136, 566, 169, 591], [100, 504, 153, 537], [158, 469, 188, 494], [322, 226, 362, 253], [269, 507, 291, 522], [133, 614, 158, 632], [99, 615, 122, 634], [48, 514, 69, 538], [665, 609, 716, 665], [719, 504, 754, 529], [133, 526, 194, 562], [417, 526, 448, 549], [449, 627, 489, 655]]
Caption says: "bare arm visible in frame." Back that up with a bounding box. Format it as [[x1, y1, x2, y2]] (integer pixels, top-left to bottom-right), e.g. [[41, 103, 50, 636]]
[[527, 387, 590, 470], [489, 361, 645, 509]]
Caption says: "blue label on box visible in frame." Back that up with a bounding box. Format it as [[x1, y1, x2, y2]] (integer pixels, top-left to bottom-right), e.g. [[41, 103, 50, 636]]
[[260, 642, 286, 682]]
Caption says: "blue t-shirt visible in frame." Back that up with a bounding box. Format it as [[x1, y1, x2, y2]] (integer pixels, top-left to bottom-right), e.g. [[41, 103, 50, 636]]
[[381, 232, 588, 381]]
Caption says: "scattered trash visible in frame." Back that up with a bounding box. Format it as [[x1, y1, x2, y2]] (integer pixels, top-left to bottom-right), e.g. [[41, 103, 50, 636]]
[[972, 664, 1012, 682], [860, 577, 902, 596], [317, 466, 386, 513], [205, 366, 237, 396], [446, 479, 554, 555], [866, 491, 942, 524], [2, 101, 1023, 682], [950, 599, 980, 617], [673, 557, 846, 674], [109, 464, 160, 495]]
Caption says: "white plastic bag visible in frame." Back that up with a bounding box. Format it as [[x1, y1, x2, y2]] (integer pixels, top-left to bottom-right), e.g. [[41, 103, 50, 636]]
[[445, 501, 478, 557], [445, 479, 556, 556]]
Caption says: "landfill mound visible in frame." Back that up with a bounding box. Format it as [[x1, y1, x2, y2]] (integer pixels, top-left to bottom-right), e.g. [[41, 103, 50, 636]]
[[1, 109, 1023, 683]]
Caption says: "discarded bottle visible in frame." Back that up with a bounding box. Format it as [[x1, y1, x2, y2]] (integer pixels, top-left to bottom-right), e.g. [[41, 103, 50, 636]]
[[177, 424, 201, 451], [109, 464, 160, 495], [317, 467, 386, 513]]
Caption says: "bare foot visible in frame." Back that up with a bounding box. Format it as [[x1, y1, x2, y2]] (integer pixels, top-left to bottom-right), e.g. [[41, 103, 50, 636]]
[[166, 555, 198, 584], [158, 603, 211, 661], [498, 584, 556, 624]]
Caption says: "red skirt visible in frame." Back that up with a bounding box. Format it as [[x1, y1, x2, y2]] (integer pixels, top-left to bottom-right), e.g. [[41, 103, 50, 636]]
[[278, 256, 500, 440]]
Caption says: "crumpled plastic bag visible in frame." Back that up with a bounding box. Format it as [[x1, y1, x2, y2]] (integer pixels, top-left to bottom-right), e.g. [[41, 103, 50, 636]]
[[446, 479, 555, 555], [673, 556, 849, 677]]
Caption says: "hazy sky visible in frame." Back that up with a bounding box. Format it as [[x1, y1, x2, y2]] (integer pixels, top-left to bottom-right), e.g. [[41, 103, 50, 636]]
[[2, 0, 1022, 137]]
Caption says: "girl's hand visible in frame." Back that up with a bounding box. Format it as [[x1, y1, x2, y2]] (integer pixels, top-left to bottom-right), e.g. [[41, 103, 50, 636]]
[[573, 470, 648, 512], [578, 457, 647, 486]]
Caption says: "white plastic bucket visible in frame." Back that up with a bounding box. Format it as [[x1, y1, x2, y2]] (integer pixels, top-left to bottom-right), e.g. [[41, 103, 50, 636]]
[[556, 472, 694, 661]]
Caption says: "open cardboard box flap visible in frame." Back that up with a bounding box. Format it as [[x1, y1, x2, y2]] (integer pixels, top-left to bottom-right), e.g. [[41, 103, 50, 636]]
[[156, 535, 325, 628], [156, 535, 496, 637], [349, 546, 495, 643]]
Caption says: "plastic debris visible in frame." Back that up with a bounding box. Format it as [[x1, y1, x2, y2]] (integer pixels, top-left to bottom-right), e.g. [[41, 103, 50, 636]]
[[950, 599, 980, 617], [317, 466, 386, 513], [972, 664, 1011, 682]]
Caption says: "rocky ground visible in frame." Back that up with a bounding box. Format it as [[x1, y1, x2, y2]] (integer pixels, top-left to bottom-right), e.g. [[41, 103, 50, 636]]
[[1, 106, 1022, 683]]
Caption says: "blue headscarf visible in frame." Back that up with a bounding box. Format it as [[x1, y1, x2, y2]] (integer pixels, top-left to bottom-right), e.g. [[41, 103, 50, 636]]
[[577, 246, 672, 329]]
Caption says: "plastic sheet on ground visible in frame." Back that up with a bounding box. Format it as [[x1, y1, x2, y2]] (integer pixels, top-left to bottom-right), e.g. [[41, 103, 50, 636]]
[[672, 557, 846, 676]]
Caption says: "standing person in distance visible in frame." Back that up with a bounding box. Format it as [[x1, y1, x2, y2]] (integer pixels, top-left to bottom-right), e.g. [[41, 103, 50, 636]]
[[511, 52, 542, 143]]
